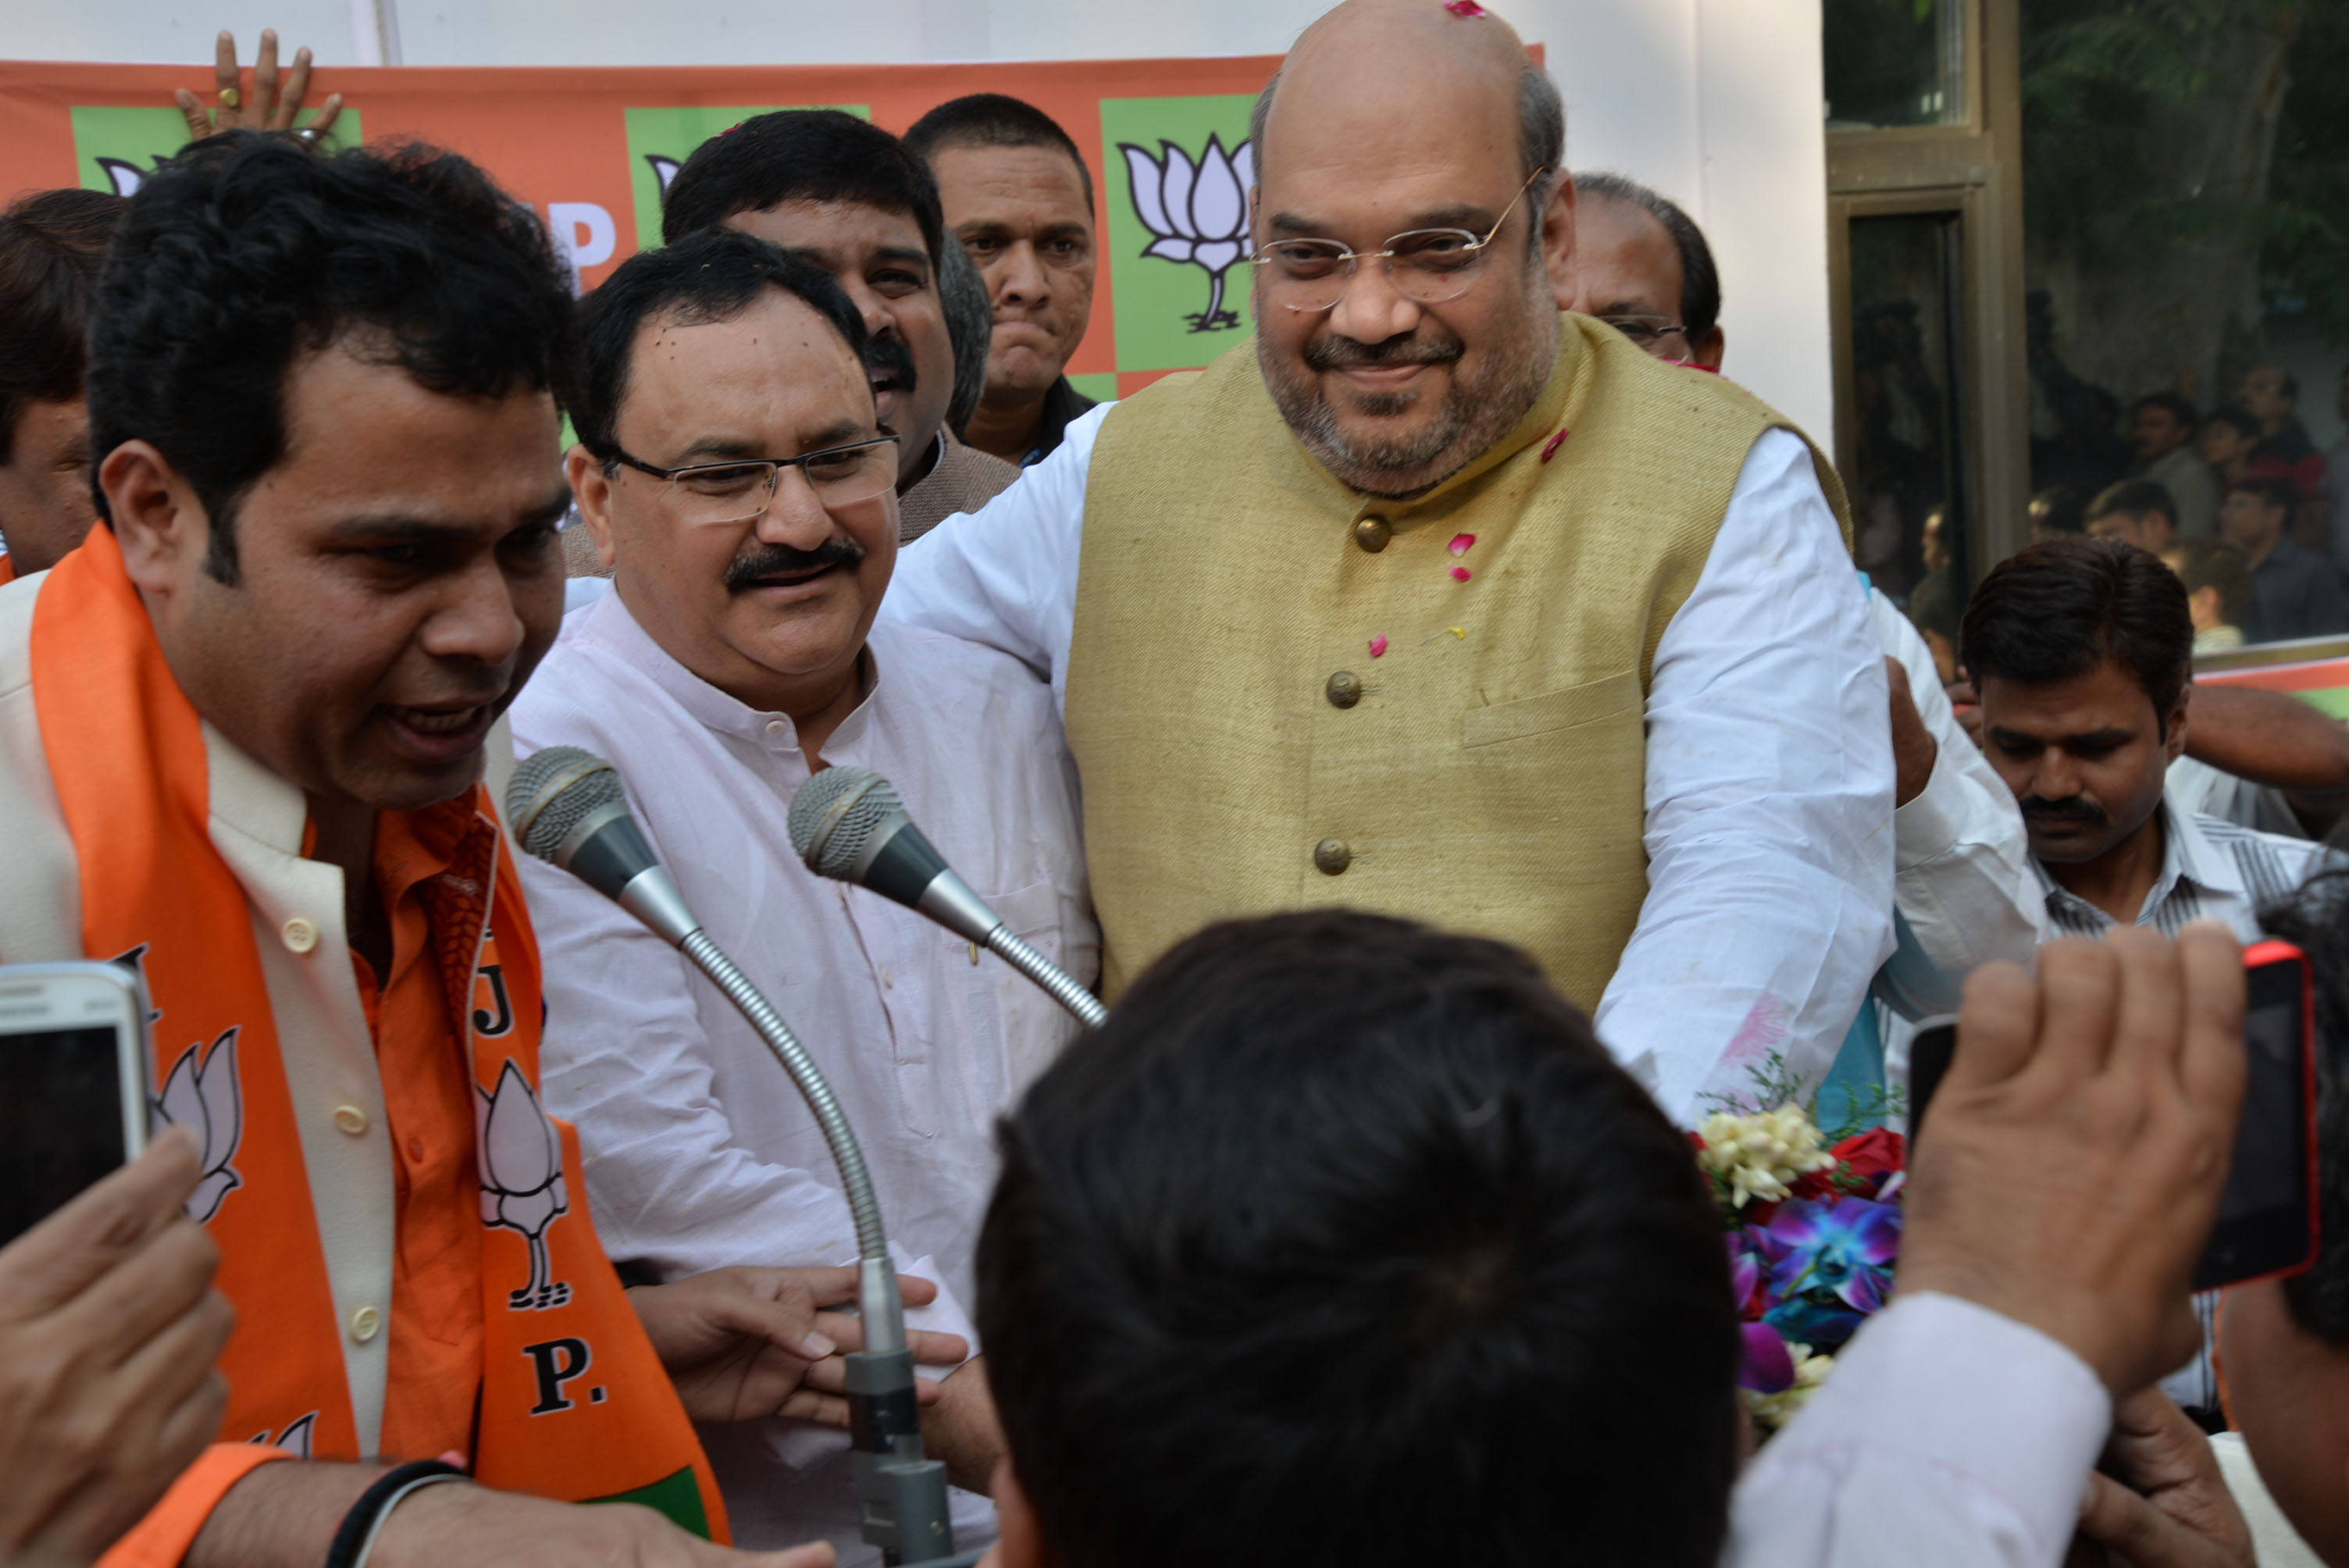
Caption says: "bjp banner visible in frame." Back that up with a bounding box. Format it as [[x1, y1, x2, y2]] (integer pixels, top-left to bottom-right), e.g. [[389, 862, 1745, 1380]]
[[0, 55, 1284, 397]]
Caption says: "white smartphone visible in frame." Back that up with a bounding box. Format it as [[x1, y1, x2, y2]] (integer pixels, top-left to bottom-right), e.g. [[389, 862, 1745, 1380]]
[[0, 961, 152, 1246]]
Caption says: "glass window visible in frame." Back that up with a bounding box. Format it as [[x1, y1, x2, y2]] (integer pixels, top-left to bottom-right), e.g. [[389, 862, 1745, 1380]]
[[1824, 0, 1966, 129], [1849, 212, 1969, 674]]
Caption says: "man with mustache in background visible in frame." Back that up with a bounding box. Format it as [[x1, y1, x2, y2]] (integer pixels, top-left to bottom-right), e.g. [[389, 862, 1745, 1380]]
[[1963, 533, 2338, 1419]]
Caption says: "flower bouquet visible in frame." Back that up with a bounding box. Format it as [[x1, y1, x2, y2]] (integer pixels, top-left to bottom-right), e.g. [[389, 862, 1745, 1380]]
[[1691, 1062, 1905, 1434]]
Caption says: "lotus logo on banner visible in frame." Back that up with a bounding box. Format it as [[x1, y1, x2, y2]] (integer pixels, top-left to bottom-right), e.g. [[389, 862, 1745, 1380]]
[[1118, 134, 1254, 333]]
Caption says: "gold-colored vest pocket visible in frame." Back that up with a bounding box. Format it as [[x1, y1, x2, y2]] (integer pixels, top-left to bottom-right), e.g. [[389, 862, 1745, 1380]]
[[1460, 671, 1642, 749]]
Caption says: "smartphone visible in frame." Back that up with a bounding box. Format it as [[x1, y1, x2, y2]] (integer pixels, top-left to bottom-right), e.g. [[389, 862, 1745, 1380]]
[[1906, 939, 2319, 1293], [0, 961, 152, 1248]]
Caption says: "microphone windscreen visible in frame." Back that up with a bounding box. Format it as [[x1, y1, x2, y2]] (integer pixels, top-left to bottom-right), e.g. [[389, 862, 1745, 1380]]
[[507, 745, 627, 864], [787, 766, 906, 879]]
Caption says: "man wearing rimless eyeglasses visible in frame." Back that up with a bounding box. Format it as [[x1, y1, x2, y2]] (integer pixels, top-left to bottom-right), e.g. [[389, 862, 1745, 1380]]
[[512, 230, 1095, 1561], [886, 0, 1892, 1127]]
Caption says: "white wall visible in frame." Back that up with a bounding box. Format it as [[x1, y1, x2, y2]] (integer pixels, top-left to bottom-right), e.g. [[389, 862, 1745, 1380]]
[[2, 0, 1833, 437]]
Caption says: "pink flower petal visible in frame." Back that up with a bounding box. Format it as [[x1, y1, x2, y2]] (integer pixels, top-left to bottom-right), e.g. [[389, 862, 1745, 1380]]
[[1368, 634, 1388, 657], [1449, 533, 1475, 556], [1443, 0, 1488, 14], [1540, 427, 1570, 463], [1449, 565, 1472, 582]]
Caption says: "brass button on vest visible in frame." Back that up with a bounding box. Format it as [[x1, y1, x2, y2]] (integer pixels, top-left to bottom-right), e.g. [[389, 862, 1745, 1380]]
[[1351, 516, 1392, 553], [1324, 670, 1363, 708], [1313, 837, 1353, 875]]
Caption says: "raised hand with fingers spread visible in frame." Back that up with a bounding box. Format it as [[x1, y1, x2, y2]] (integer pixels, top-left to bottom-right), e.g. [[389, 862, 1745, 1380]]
[[173, 30, 342, 145]]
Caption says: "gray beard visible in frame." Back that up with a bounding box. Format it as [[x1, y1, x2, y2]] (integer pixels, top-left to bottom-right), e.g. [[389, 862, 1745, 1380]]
[[1259, 287, 1559, 497]]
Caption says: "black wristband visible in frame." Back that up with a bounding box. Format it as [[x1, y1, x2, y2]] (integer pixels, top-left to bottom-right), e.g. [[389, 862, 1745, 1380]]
[[322, 1460, 465, 1568]]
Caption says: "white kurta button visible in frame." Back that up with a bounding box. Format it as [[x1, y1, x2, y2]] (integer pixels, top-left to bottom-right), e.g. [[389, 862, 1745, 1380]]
[[765, 719, 788, 738], [332, 1104, 369, 1135], [280, 915, 319, 953], [348, 1305, 382, 1342]]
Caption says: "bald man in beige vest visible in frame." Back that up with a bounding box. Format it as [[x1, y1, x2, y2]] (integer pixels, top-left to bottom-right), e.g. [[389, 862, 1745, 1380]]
[[883, 0, 1894, 1122]]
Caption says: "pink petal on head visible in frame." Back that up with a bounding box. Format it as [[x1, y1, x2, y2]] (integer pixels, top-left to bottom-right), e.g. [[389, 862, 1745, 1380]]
[[1449, 533, 1475, 556], [1540, 428, 1570, 463], [1449, 565, 1472, 582], [1443, 0, 1488, 14], [1368, 634, 1388, 657]]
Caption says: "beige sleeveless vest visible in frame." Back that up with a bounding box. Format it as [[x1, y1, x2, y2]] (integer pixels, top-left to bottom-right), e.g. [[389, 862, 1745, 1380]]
[[1064, 315, 1849, 1004]]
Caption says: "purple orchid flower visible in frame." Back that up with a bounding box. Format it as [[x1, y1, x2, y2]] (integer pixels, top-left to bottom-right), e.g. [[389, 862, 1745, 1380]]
[[1753, 1197, 1901, 1353], [1738, 1322, 1795, 1393]]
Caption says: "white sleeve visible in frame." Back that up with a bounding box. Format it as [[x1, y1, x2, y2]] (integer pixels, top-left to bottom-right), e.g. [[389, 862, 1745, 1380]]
[[1594, 429, 1897, 1123], [877, 401, 1109, 716], [1871, 590, 2046, 1021], [1727, 1293, 2111, 1568], [522, 853, 978, 1360]]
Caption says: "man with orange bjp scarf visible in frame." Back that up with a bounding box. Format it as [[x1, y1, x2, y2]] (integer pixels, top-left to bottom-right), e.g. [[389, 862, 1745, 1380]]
[[0, 131, 954, 1568]]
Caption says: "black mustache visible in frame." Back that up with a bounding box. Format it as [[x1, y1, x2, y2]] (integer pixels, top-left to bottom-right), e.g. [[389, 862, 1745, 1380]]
[[865, 333, 918, 393], [1303, 332, 1463, 372], [725, 537, 868, 593], [2021, 796, 2108, 827]]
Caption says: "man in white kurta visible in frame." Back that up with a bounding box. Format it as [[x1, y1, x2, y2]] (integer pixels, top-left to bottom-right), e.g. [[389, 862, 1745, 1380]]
[[512, 232, 1093, 1561]]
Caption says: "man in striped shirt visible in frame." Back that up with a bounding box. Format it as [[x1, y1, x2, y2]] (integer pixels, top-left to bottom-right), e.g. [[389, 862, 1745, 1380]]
[[1962, 534, 2339, 1417]]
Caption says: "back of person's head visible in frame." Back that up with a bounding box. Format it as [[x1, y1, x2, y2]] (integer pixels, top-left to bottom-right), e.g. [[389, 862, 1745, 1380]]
[[658, 110, 944, 265], [0, 187, 123, 458], [566, 229, 868, 466], [2089, 478, 2178, 529], [2169, 538, 2254, 629], [86, 132, 571, 583], [903, 93, 1094, 208], [937, 234, 990, 436], [978, 909, 1738, 1568], [2259, 875, 2349, 1351], [2130, 390, 2198, 432], [2029, 483, 2091, 537], [1960, 536, 2193, 727], [1570, 170, 1720, 340], [2207, 404, 2261, 443]]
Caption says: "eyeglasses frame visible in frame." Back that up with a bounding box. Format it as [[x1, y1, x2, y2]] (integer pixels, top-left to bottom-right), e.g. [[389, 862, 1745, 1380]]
[[1248, 166, 1550, 315], [600, 432, 904, 524]]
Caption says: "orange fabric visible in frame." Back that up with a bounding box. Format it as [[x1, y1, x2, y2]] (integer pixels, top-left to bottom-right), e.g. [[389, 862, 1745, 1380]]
[[30, 528, 726, 1541], [95, 1443, 291, 1568], [0, 552, 15, 586]]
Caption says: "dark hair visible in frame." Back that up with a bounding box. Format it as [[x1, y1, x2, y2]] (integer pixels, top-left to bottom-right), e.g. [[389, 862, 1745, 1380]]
[[2028, 484, 2091, 536], [2169, 538, 2254, 629], [1572, 171, 1721, 338], [85, 132, 571, 586], [1960, 536, 2194, 732], [565, 229, 870, 470], [936, 233, 990, 436], [0, 188, 123, 457], [2087, 478, 2178, 528], [2206, 404, 2261, 441], [2234, 475, 2300, 516], [903, 93, 1094, 210], [2247, 870, 2349, 1347], [2129, 390, 2198, 433], [978, 910, 1738, 1568], [658, 109, 944, 269]]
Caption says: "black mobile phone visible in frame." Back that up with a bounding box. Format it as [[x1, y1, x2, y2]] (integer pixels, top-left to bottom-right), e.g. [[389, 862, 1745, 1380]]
[[0, 962, 153, 1248], [1906, 939, 2319, 1293]]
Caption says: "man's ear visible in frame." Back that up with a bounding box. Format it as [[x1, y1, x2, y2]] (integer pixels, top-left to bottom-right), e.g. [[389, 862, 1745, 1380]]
[[98, 439, 208, 597], [1541, 170, 1578, 304], [2167, 685, 2192, 763], [564, 444, 618, 573], [1691, 325, 1727, 372], [988, 1455, 1060, 1568]]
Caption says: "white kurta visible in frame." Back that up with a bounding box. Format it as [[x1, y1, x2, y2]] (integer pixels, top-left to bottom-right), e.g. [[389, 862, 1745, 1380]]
[[882, 407, 1896, 1121], [512, 592, 1096, 1560]]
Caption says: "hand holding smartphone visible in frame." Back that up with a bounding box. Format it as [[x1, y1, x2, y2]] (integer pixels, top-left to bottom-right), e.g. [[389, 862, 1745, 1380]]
[[1909, 938, 2319, 1293]]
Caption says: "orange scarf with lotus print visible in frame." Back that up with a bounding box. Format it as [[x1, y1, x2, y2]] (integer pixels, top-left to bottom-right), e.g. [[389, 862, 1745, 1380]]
[[27, 527, 725, 1538]]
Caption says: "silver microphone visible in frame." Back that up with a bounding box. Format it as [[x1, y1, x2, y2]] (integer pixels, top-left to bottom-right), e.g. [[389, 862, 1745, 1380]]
[[507, 747, 954, 1564], [786, 767, 1108, 1028]]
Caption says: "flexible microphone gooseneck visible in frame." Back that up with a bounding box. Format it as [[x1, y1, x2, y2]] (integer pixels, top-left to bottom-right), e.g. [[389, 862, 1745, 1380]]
[[786, 768, 1109, 1029], [506, 747, 955, 1566]]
